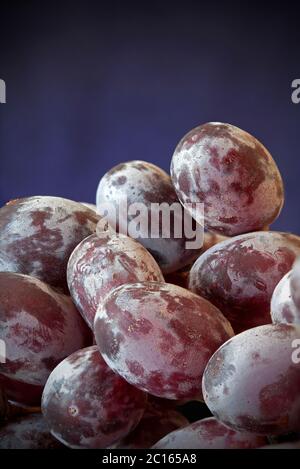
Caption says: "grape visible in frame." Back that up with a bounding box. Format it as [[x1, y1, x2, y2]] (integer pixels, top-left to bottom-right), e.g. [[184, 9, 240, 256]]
[[94, 281, 234, 400], [291, 257, 300, 310], [170, 122, 284, 236], [152, 417, 267, 449], [189, 231, 300, 332], [67, 230, 164, 329], [111, 397, 189, 449], [0, 196, 100, 291], [96, 160, 202, 274], [202, 324, 300, 435], [271, 272, 300, 325], [0, 272, 91, 406], [42, 346, 147, 449], [0, 414, 63, 449]]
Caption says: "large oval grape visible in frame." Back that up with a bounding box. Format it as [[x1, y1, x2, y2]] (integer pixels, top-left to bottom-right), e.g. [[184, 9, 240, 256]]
[[152, 417, 267, 449], [202, 324, 300, 435], [42, 346, 147, 449], [96, 160, 202, 273], [94, 281, 234, 400], [0, 196, 100, 291], [67, 231, 164, 328], [0, 272, 91, 406], [171, 122, 284, 236], [189, 231, 300, 332], [271, 272, 300, 325]]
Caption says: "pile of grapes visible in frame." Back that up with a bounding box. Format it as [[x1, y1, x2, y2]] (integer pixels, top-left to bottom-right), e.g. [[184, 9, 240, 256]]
[[0, 122, 300, 449]]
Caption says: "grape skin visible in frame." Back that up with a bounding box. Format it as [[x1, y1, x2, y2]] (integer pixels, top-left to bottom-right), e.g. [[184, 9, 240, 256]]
[[96, 160, 202, 274], [0, 196, 100, 291], [67, 231, 164, 329], [152, 417, 267, 449], [291, 257, 300, 310], [171, 122, 284, 236], [189, 231, 300, 332], [42, 346, 147, 449], [94, 281, 234, 400], [0, 414, 63, 449], [202, 324, 300, 435], [0, 272, 91, 406], [271, 271, 300, 325]]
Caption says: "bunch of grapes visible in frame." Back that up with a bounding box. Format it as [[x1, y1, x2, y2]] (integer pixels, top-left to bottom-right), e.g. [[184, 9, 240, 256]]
[[0, 122, 299, 449]]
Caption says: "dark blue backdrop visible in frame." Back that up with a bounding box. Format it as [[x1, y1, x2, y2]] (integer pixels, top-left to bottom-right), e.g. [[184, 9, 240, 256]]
[[0, 1, 300, 232]]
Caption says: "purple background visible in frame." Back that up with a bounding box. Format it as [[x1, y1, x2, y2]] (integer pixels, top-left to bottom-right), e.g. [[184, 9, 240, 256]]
[[1, 1, 300, 233]]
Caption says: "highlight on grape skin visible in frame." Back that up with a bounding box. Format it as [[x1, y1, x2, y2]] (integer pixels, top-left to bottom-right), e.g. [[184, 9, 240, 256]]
[[271, 271, 300, 325], [94, 281, 234, 400], [291, 257, 300, 310]]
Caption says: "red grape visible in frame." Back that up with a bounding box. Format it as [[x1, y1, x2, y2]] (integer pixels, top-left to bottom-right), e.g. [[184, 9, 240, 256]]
[[42, 346, 147, 449], [152, 417, 267, 449], [67, 230, 164, 328], [94, 281, 234, 399], [202, 324, 300, 435], [0, 196, 100, 291], [0, 272, 91, 406], [189, 231, 300, 332], [96, 160, 202, 273], [171, 122, 284, 236]]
